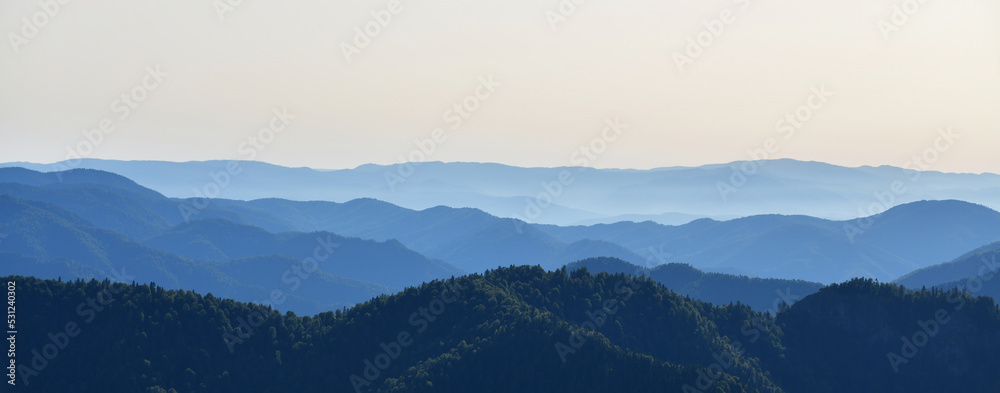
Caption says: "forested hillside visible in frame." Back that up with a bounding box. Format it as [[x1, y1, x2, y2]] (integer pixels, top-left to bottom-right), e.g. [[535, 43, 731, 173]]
[[7, 269, 1000, 392]]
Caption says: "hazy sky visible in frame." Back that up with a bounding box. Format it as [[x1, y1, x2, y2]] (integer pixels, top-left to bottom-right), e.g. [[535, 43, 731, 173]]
[[1, 0, 998, 172]]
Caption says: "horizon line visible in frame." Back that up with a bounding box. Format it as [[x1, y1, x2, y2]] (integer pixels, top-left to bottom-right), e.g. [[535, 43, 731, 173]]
[[2, 157, 997, 177]]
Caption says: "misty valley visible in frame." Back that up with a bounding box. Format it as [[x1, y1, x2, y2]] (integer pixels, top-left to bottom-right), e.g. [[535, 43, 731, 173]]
[[2, 161, 1000, 392]]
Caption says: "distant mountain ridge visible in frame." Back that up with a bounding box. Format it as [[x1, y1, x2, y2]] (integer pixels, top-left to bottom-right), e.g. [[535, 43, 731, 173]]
[[566, 257, 824, 311], [6, 158, 1000, 225], [4, 166, 1000, 284], [144, 217, 462, 289], [541, 201, 1000, 283], [896, 241, 1000, 289], [0, 167, 655, 272], [0, 191, 460, 314]]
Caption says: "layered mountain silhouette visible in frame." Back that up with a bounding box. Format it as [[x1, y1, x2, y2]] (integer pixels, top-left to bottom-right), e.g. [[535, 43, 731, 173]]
[[5, 161, 1000, 392], [7, 158, 1000, 225], [0, 192, 458, 314], [566, 257, 824, 311], [541, 201, 1000, 283], [4, 167, 1000, 286], [142, 218, 461, 289], [896, 241, 1000, 290]]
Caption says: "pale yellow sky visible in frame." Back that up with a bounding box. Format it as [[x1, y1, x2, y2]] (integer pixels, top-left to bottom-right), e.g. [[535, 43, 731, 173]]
[[1, 0, 998, 172]]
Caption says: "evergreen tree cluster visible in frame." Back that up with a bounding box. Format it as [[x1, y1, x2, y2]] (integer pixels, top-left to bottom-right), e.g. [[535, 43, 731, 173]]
[[6, 270, 1000, 392]]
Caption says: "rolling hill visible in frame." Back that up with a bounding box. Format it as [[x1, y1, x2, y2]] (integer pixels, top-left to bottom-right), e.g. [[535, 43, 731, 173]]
[[541, 201, 1000, 283], [1, 168, 653, 272], [0, 194, 452, 314], [7, 158, 1000, 225], [6, 167, 1000, 283], [567, 257, 824, 311], [896, 241, 1000, 290]]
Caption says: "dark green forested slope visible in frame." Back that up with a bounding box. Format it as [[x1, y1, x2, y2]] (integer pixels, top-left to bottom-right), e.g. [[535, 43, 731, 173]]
[[771, 279, 1000, 392], [8, 268, 782, 393], [6, 270, 1000, 393]]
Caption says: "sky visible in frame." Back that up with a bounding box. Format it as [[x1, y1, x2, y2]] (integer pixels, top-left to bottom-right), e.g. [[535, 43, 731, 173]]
[[1, 0, 998, 173]]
